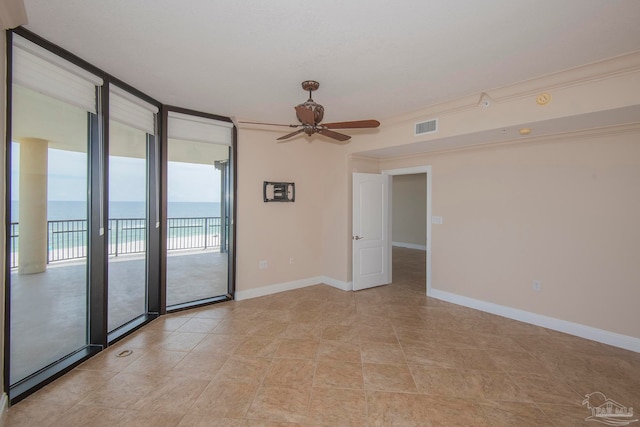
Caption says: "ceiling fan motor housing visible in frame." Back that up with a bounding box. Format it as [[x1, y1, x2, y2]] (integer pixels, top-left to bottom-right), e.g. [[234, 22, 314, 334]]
[[297, 101, 324, 125]]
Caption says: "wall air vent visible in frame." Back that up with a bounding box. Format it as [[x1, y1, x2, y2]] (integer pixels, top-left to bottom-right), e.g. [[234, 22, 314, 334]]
[[415, 119, 438, 136]]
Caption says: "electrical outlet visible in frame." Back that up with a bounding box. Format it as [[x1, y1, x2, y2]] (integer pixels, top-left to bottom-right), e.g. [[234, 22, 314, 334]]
[[532, 280, 541, 291], [259, 260, 268, 269]]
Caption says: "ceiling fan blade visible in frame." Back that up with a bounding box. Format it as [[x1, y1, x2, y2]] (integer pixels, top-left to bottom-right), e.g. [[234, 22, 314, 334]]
[[295, 105, 316, 126], [318, 128, 351, 142], [239, 121, 299, 127], [323, 119, 380, 129], [276, 128, 305, 141]]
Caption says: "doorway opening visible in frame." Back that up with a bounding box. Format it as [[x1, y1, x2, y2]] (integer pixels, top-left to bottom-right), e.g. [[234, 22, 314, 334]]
[[383, 166, 432, 296]]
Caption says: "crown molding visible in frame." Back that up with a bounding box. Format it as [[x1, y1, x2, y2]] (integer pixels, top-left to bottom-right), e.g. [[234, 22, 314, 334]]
[[384, 51, 640, 127], [377, 122, 640, 163]]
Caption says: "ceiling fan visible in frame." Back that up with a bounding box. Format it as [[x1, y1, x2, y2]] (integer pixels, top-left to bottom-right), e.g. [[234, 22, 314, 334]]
[[240, 80, 380, 143]]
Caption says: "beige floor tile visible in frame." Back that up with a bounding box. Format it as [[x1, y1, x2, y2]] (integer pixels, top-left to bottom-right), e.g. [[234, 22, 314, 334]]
[[48, 404, 129, 427], [479, 400, 554, 426], [178, 414, 244, 426], [78, 372, 167, 409], [360, 342, 406, 364], [131, 376, 210, 413], [121, 349, 187, 376], [509, 372, 582, 405], [274, 339, 320, 359], [467, 371, 531, 402], [213, 319, 260, 335], [487, 349, 550, 374], [366, 390, 432, 427], [215, 355, 273, 384], [394, 326, 433, 346], [160, 332, 207, 352], [363, 363, 417, 392], [190, 380, 259, 418], [313, 361, 364, 389], [234, 336, 280, 357], [536, 402, 596, 426], [281, 323, 322, 340], [263, 359, 315, 390], [317, 340, 361, 363], [471, 332, 527, 352], [246, 386, 311, 424], [75, 346, 147, 372], [401, 343, 456, 368], [147, 315, 191, 331], [189, 304, 235, 320], [308, 387, 366, 426], [250, 321, 291, 337], [409, 365, 483, 398], [356, 325, 399, 344], [176, 317, 222, 333], [192, 334, 246, 354], [422, 395, 492, 426], [28, 369, 117, 405], [169, 351, 228, 379], [243, 420, 318, 427], [289, 310, 324, 324], [253, 309, 294, 323], [320, 324, 359, 342], [112, 328, 173, 350], [116, 409, 185, 427], [445, 348, 501, 371], [5, 399, 74, 427]]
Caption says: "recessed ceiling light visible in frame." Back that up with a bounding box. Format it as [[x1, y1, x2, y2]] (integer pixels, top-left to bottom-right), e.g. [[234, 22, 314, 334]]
[[519, 128, 532, 135]]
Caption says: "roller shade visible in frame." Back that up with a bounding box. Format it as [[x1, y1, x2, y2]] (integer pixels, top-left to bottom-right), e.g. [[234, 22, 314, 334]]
[[168, 111, 233, 146], [110, 85, 158, 135], [12, 34, 103, 113]]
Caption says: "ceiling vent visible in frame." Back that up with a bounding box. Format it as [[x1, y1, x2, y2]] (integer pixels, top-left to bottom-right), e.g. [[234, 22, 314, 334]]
[[415, 119, 438, 136]]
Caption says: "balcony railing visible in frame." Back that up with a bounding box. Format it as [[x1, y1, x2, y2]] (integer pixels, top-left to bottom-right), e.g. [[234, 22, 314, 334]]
[[9, 217, 222, 269]]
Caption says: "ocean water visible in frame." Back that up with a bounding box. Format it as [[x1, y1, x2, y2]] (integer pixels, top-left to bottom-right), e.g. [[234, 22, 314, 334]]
[[11, 201, 221, 221]]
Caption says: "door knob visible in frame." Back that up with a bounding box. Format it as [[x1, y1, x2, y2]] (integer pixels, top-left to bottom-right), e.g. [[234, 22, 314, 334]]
[[352, 235, 363, 240]]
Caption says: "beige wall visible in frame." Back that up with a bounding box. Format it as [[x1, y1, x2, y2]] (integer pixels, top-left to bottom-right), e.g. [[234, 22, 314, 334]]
[[381, 127, 640, 338], [392, 174, 426, 247], [236, 128, 329, 291]]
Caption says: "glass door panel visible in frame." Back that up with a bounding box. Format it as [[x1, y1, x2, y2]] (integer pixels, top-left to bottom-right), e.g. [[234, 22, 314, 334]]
[[107, 120, 148, 331], [10, 85, 89, 384], [166, 139, 230, 306]]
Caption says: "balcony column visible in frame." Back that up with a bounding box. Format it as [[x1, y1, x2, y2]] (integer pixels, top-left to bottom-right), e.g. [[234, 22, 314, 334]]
[[18, 137, 48, 274]]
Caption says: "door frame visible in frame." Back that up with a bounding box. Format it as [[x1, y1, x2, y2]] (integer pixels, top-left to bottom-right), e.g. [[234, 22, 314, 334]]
[[382, 166, 432, 296]]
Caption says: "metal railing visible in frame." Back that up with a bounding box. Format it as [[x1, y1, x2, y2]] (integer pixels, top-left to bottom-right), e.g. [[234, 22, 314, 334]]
[[9, 216, 221, 268]]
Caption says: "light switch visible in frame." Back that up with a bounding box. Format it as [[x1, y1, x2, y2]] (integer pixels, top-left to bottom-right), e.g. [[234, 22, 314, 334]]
[[432, 216, 443, 224]]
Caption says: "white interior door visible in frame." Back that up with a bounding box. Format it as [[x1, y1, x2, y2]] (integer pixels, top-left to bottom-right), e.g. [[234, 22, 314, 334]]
[[352, 172, 390, 291]]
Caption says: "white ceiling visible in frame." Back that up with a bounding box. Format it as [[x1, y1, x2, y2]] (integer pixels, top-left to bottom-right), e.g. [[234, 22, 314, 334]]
[[21, 0, 640, 126]]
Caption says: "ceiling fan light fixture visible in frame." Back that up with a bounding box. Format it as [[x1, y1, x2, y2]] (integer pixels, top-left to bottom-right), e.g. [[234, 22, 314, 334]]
[[242, 80, 380, 143]]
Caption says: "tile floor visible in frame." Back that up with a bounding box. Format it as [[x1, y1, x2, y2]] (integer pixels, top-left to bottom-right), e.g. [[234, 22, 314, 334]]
[[6, 247, 640, 426]]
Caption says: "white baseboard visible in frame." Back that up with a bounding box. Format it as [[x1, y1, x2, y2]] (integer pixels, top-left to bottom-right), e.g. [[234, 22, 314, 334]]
[[235, 276, 352, 300], [392, 241, 427, 251], [0, 392, 8, 427], [430, 288, 640, 353], [320, 276, 353, 292]]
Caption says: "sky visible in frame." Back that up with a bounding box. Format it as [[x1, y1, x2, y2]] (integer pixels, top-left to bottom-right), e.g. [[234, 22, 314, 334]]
[[11, 144, 221, 203]]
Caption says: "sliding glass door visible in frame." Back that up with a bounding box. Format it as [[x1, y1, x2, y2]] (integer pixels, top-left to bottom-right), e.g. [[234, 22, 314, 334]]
[[9, 34, 101, 385], [107, 86, 158, 332], [165, 111, 234, 307]]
